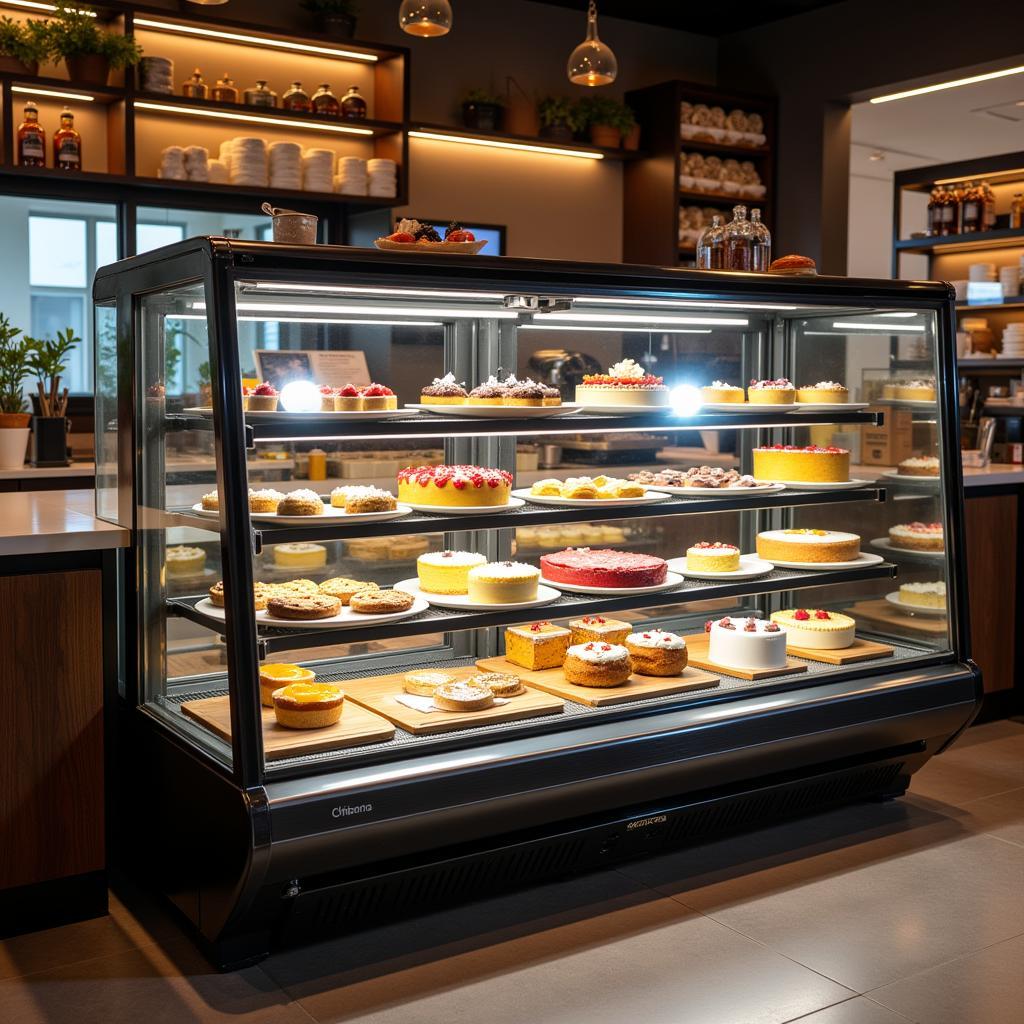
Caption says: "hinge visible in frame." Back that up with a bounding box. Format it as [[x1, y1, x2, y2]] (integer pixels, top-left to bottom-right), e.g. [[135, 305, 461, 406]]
[[244, 423, 255, 449]]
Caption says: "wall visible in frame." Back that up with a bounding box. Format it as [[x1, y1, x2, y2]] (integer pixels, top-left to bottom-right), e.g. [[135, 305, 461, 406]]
[[846, 176, 928, 280]]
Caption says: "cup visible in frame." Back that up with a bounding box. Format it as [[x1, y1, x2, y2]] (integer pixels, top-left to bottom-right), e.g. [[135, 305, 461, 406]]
[[952, 279, 968, 302], [999, 266, 1020, 299], [271, 212, 318, 245]]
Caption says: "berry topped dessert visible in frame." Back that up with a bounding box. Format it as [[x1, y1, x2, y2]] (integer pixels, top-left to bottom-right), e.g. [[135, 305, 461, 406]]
[[360, 383, 397, 410], [752, 443, 850, 484], [707, 615, 788, 670], [397, 464, 513, 508], [746, 378, 795, 404], [377, 217, 487, 252], [421, 372, 468, 406], [247, 380, 279, 412], [796, 381, 848, 404], [575, 358, 670, 409], [770, 608, 856, 649], [444, 221, 475, 243]]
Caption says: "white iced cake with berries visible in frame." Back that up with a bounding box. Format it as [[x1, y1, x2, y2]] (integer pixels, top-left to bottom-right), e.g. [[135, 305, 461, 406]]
[[707, 615, 787, 669]]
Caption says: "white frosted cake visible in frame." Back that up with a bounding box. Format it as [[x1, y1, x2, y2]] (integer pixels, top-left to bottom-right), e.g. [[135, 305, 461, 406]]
[[574, 358, 670, 408], [707, 615, 787, 669]]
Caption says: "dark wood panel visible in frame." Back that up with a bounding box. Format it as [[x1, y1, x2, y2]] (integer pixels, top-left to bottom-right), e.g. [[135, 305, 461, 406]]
[[0, 570, 104, 890], [965, 494, 1017, 694]]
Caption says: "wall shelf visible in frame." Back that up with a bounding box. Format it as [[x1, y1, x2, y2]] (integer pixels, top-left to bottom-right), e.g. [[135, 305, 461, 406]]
[[679, 188, 770, 206], [409, 123, 644, 161], [894, 227, 1024, 256]]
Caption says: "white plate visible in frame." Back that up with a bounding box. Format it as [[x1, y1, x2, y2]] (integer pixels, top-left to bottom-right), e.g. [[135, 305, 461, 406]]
[[393, 578, 561, 611], [885, 592, 947, 618], [771, 478, 875, 491], [572, 402, 674, 416], [876, 398, 936, 409], [400, 496, 526, 515], [405, 403, 581, 419], [790, 401, 871, 412], [869, 538, 945, 562], [511, 486, 671, 508], [190, 502, 413, 525], [184, 406, 416, 421], [646, 481, 785, 497], [762, 552, 886, 571], [666, 553, 775, 581], [193, 595, 429, 630], [701, 402, 799, 413], [880, 470, 940, 484], [539, 570, 685, 596]]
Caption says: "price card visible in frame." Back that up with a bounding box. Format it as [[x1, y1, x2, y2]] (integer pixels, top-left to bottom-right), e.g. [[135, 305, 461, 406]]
[[254, 350, 370, 389]]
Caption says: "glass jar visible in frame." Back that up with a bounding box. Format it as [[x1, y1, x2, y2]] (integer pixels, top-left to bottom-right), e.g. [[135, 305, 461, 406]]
[[927, 188, 943, 236], [696, 215, 724, 269], [182, 68, 208, 100], [981, 180, 997, 230], [939, 185, 959, 236], [244, 80, 277, 108], [961, 181, 982, 233], [312, 84, 340, 118], [750, 208, 772, 271], [1011, 193, 1024, 230], [723, 205, 755, 270], [341, 85, 368, 120], [282, 82, 312, 113], [211, 74, 238, 103]]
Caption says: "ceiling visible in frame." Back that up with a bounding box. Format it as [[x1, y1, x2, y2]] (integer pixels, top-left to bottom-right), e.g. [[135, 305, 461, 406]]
[[530, 0, 844, 36]]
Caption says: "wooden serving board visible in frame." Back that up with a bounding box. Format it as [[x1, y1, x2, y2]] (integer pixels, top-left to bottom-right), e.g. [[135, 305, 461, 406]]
[[342, 667, 564, 735], [785, 637, 895, 665], [850, 599, 948, 635], [475, 657, 720, 707], [682, 633, 807, 681], [181, 694, 395, 760]]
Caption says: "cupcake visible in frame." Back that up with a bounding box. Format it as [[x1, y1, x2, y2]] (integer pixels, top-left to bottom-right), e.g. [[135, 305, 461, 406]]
[[624, 629, 687, 676], [247, 381, 279, 411]]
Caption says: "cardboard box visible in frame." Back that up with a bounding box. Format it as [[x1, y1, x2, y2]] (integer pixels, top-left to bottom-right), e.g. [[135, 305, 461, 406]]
[[860, 404, 914, 466]]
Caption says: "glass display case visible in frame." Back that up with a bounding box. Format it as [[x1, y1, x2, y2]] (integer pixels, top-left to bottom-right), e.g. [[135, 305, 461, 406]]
[[95, 239, 979, 968]]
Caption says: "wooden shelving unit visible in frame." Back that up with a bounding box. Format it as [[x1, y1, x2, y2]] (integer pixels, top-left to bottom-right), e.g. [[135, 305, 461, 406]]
[[409, 122, 647, 162]]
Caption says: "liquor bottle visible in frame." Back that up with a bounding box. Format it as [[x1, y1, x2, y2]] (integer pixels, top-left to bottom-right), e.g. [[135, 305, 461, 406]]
[[17, 100, 46, 168], [182, 68, 208, 99], [282, 82, 312, 113], [53, 108, 82, 172], [938, 186, 958, 236], [723, 204, 755, 270], [244, 80, 277, 108], [961, 181, 982, 233], [311, 84, 340, 118], [981, 181, 997, 230], [211, 73, 238, 103], [340, 85, 367, 120], [927, 187, 942, 235], [750, 207, 772, 270], [696, 215, 724, 269], [1010, 193, 1023, 230]]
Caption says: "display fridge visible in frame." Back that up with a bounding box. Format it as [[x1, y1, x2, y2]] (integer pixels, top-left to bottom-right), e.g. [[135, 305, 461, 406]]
[[94, 239, 979, 969]]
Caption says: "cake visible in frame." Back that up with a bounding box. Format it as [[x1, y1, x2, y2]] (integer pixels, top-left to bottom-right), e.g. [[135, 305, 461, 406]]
[[505, 378, 548, 407], [249, 488, 285, 513], [319, 385, 338, 411], [335, 383, 362, 411], [897, 379, 936, 401], [563, 642, 633, 687], [574, 358, 670, 408], [706, 615, 787, 669], [166, 545, 206, 576], [701, 380, 745, 404], [505, 621, 571, 669], [769, 254, 816, 275], [272, 542, 328, 569], [277, 489, 325, 516], [330, 485, 397, 513], [540, 548, 668, 589], [747, 378, 795, 404], [468, 375, 508, 405], [200, 490, 219, 511], [360, 383, 397, 410], [467, 561, 540, 604], [624, 630, 687, 676], [686, 541, 740, 573], [756, 529, 861, 563], [404, 669, 454, 695], [796, 381, 848, 403], [421, 372, 467, 405], [433, 679, 496, 712], [568, 615, 631, 645], [247, 381, 278, 412], [318, 577, 378, 604], [348, 589, 416, 614], [271, 682, 345, 729], [898, 456, 940, 477], [770, 608, 856, 649], [752, 445, 851, 483], [259, 663, 315, 707], [469, 672, 525, 697], [899, 581, 946, 609], [889, 522, 944, 552], [397, 464, 513, 507], [416, 550, 487, 594]]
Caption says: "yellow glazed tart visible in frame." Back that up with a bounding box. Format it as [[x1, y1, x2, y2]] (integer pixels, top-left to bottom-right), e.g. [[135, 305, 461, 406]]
[[271, 682, 344, 729]]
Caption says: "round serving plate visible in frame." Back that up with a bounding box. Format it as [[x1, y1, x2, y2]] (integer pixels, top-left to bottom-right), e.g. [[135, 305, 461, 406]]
[[884, 592, 947, 618], [880, 470, 940, 485], [876, 398, 936, 410], [191, 502, 413, 525], [701, 402, 799, 413], [666, 553, 774, 581], [646, 481, 785, 497], [763, 552, 885, 571], [394, 578, 561, 612], [184, 407, 416, 421], [538, 570, 684, 596], [511, 486, 671, 508], [790, 401, 871, 412], [399, 496, 526, 515], [404, 403, 581, 419], [771, 479, 874, 491], [868, 538, 945, 562], [374, 238, 488, 254], [165, 566, 217, 586], [193, 595, 429, 630], [571, 402, 673, 416]]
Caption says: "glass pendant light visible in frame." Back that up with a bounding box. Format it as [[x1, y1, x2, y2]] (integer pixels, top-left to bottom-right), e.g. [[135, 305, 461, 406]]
[[567, 1, 617, 87], [399, 0, 453, 38]]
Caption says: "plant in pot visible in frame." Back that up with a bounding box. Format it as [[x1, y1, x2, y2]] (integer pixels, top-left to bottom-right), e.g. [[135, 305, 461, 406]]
[[50, 4, 142, 88], [0, 17, 51, 77], [574, 95, 632, 149], [26, 326, 79, 467], [301, 0, 359, 39], [0, 315, 33, 471], [620, 104, 640, 150], [537, 96, 581, 144], [461, 88, 504, 133]]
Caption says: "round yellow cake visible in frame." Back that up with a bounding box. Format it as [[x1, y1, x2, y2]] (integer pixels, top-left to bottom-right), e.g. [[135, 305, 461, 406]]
[[747, 379, 795, 404], [752, 445, 850, 483], [685, 542, 740, 572], [770, 608, 856, 649], [756, 529, 860, 563], [701, 381, 745, 404], [272, 542, 328, 569], [397, 465, 513, 507], [467, 561, 540, 604], [416, 550, 487, 594], [796, 382, 848, 404]]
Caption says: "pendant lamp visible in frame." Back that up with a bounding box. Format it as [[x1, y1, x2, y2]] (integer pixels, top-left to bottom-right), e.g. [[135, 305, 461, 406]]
[[567, 1, 617, 87], [399, 0, 453, 37]]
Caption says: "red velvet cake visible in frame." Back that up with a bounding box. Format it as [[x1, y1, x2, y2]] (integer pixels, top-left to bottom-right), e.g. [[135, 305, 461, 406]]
[[540, 548, 668, 588]]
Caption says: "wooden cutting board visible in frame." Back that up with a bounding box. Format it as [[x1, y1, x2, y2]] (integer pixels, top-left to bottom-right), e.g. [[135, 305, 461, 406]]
[[850, 599, 948, 635], [181, 694, 395, 759], [682, 633, 808, 680], [785, 637, 894, 665], [475, 657, 720, 707], [343, 667, 564, 735]]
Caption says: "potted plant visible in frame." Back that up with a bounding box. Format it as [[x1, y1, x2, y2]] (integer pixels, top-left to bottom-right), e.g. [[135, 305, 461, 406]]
[[461, 88, 504, 133], [27, 326, 79, 467], [574, 95, 634, 149], [0, 315, 33, 471], [49, 4, 142, 88], [621, 105, 640, 150], [502, 77, 538, 137], [0, 17, 51, 77], [537, 96, 580, 144], [301, 0, 358, 39]]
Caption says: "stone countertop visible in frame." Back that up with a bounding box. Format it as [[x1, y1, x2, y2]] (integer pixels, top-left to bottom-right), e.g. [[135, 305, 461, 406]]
[[0, 489, 129, 557]]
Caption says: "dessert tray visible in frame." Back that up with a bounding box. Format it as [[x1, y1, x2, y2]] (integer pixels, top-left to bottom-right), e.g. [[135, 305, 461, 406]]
[[399, 496, 526, 515], [571, 402, 675, 416], [404, 403, 582, 419], [394, 578, 561, 612], [667, 554, 774, 581], [185, 407, 417, 421], [511, 487, 671, 508], [539, 570, 684, 596], [701, 402, 799, 413], [884, 592, 947, 618], [770, 479, 874, 491], [763, 552, 885, 572], [191, 502, 413, 525], [789, 401, 871, 412], [374, 238, 487, 255], [868, 538, 944, 562], [646, 481, 785, 498], [193, 595, 429, 629], [880, 470, 940, 484]]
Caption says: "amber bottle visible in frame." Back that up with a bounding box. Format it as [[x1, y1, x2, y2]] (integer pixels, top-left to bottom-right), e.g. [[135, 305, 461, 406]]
[[53, 108, 82, 172], [17, 101, 46, 168]]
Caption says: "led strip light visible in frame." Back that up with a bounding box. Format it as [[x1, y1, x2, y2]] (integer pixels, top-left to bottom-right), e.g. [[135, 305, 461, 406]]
[[135, 101, 375, 136], [410, 129, 604, 161], [870, 64, 1024, 104], [12, 85, 95, 102]]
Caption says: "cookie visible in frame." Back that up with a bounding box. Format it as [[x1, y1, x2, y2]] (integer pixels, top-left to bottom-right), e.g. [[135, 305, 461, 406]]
[[318, 577, 379, 604], [265, 593, 342, 620], [271, 578, 319, 596], [209, 580, 274, 610], [349, 588, 416, 614]]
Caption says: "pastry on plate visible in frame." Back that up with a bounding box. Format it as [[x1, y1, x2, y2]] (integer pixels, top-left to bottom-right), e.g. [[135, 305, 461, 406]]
[[747, 378, 795, 404], [899, 581, 946, 608], [563, 642, 632, 687], [468, 375, 508, 406], [433, 679, 495, 712], [200, 490, 219, 511], [505, 378, 547, 407], [349, 588, 416, 614], [265, 593, 342, 620], [335, 383, 362, 411], [417, 550, 487, 594], [707, 616, 787, 669], [331, 485, 397, 513], [397, 464, 513, 507], [249, 488, 285, 513], [768, 254, 817, 275], [360, 383, 397, 410], [756, 528, 860, 563], [574, 358, 670, 408], [686, 541, 740, 572], [701, 380, 745, 404], [530, 478, 565, 497], [770, 608, 855, 649], [752, 444, 851, 483], [259, 663, 315, 707], [319, 385, 339, 411], [272, 542, 327, 569], [469, 671, 525, 697], [505, 621, 571, 669], [897, 456, 940, 477], [247, 381, 279, 412], [166, 545, 206, 577], [404, 669, 455, 696], [277, 489, 325, 516], [889, 521, 943, 551], [421, 372, 468, 405], [796, 381, 848, 404], [540, 548, 668, 589], [318, 577, 379, 604], [209, 579, 275, 610], [272, 682, 345, 729], [467, 561, 541, 604], [624, 629, 687, 676], [568, 615, 631, 645]]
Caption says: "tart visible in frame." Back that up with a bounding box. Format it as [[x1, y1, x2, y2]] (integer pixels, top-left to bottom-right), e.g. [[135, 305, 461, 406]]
[[752, 444, 851, 483], [397, 464, 512, 507], [624, 630, 687, 676], [433, 679, 495, 712], [747, 378, 795, 404], [568, 615, 631, 645], [421, 372, 468, 406], [685, 541, 740, 573], [335, 383, 362, 412], [770, 608, 855, 650], [317, 577, 378, 604], [539, 383, 562, 407], [249, 488, 285, 513], [319, 385, 339, 412], [898, 456, 940, 477], [756, 529, 861, 563], [899, 581, 946, 609], [272, 542, 327, 569], [707, 616, 787, 669], [540, 548, 668, 589], [268, 578, 320, 596], [469, 671, 525, 697], [468, 376, 508, 406], [276, 489, 325, 516], [166, 545, 206, 577], [360, 383, 397, 410], [505, 621, 571, 670], [417, 550, 487, 594], [505, 378, 546, 407], [563, 642, 632, 687], [575, 359, 670, 408], [335, 486, 397, 514], [259, 663, 315, 707], [796, 381, 848, 404], [701, 380, 745, 404], [272, 682, 345, 729], [403, 669, 455, 696], [247, 381, 279, 412], [348, 588, 416, 614], [467, 561, 540, 604], [265, 593, 342, 620], [889, 521, 943, 552], [897, 379, 936, 401]]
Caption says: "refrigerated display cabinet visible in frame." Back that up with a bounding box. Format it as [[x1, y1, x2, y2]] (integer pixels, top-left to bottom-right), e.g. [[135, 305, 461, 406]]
[[94, 239, 979, 968]]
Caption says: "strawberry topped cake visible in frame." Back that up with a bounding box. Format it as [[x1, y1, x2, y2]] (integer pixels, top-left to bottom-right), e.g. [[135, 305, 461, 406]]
[[747, 378, 795, 404], [575, 359, 670, 408], [770, 608, 856, 649], [540, 547, 668, 589], [752, 444, 851, 483], [247, 381, 279, 412], [397, 464, 513, 508], [889, 521, 944, 552]]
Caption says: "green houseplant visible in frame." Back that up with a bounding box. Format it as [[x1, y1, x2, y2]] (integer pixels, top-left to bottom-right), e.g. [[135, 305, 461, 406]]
[[301, 0, 359, 39], [574, 95, 635, 149], [0, 17, 51, 76], [0, 314, 33, 470], [461, 88, 504, 133], [537, 95, 581, 143], [26, 326, 79, 467], [49, 4, 142, 87]]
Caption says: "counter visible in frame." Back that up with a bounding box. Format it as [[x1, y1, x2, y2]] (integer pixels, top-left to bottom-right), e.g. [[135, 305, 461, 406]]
[[0, 488, 127, 556]]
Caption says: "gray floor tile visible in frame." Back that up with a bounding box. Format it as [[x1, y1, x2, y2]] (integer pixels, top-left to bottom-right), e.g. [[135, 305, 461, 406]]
[[870, 933, 1024, 1024], [907, 786, 1024, 849], [784, 996, 911, 1023], [909, 723, 1024, 806]]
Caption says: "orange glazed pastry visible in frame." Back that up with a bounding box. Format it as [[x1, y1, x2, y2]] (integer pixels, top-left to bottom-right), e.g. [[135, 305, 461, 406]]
[[259, 663, 315, 707], [505, 621, 571, 670], [563, 642, 632, 688], [272, 682, 345, 729], [568, 615, 631, 646]]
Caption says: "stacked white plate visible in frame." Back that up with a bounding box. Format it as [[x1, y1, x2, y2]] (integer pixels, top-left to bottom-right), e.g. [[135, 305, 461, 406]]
[[138, 56, 174, 94], [1002, 322, 1024, 357], [208, 159, 229, 184], [218, 140, 233, 176], [184, 145, 209, 182], [335, 156, 368, 196], [158, 145, 187, 180], [302, 148, 335, 192], [230, 137, 268, 187], [268, 141, 303, 191], [968, 262, 996, 282], [368, 157, 397, 197]]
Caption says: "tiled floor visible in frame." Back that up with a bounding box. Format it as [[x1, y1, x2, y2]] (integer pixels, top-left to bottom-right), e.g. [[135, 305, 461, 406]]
[[3, 720, 1023, 1024]]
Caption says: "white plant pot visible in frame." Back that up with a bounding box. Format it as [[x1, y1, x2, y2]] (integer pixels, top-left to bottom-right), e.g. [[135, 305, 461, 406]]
[[0, 427, 29, 470]]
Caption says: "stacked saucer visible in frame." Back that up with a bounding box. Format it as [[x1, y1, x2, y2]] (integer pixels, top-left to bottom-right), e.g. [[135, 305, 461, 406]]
[[335, 156, 368, 195], [138, 56, 174, 94], [184, 145, 209, 182], [302, 148, 335, 192], [158, 146, 187, 180], [268, 141, 303, 191], [1002, 322, 1024, 357], [367, 158, 397, 197], [208, 160, 229, 185], [230, 137, 268, 187]]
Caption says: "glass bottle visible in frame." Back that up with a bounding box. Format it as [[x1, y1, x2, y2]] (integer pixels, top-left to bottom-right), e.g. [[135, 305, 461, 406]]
[[696, 214, 724, 269], [927, 187, 943, 235], [341, 85, 367, 120], [182, 68, 208, 100], [981, 180, 997, 230], [1010, 193, 1024, 230], [17, 101, 46, 168], [961, 181, 982, 233], [723, 204, 755, 270], [53, 107, 81, 172], [244, 80, 277, 108], [282, 82, 311, 113], [750, 207, 772, 270], [211, 73, 238, 103], [311, 84, 340, 118]]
